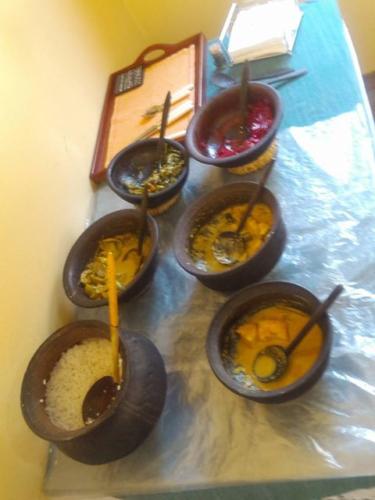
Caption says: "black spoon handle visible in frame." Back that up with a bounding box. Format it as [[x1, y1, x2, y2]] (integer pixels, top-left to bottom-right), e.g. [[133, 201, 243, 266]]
[[252, 67, 294, 81], [266, 68, 308, 86], [137, 187, 149, 255], [239, 61, 250, 140], [237, 159, 275, 233], [156, 91, 171, 162], [285, 285, 344, 356]]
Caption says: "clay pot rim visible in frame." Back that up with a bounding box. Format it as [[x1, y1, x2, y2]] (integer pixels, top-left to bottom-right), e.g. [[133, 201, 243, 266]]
[[206, 281, 332, 403], [185, 82, 282, 167], [63, 209, 159, 308], [106, 138, 189, 203], [21, 320, 130, 441], [173, 182, 282, 278]]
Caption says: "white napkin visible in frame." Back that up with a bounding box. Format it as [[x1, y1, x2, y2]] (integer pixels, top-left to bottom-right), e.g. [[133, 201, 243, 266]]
[[228, 0, 303, 63]]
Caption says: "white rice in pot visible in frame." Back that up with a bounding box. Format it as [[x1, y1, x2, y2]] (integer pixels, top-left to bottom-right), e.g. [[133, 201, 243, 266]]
[[45, 338, 114, 431]]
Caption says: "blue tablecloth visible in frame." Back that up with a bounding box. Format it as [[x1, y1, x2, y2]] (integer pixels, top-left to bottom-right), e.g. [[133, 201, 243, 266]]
[[207, 0, 372, 130]]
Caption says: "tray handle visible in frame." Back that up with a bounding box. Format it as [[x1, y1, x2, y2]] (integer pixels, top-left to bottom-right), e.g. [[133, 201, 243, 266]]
[[133, 42, 181, 66]]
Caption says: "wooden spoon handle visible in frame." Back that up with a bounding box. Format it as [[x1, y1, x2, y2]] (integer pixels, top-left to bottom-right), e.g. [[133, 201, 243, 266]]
[[285, 285, 344, 356], [237, 159, 275, 233], [156, 91, 171, 162], [107, 251, 120, 383]]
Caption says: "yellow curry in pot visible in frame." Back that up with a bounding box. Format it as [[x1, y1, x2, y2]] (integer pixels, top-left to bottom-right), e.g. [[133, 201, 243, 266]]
[[227, 305, 323, 391], [80, 233, 151, 300], [190, 203, 273, 272]]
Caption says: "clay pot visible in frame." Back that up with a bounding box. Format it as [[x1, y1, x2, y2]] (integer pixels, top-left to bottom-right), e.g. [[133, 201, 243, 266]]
[[173, 182, 286, 291], [107, 138, 189, 215], [206, 282, 333, 404], [21, 320, 167, 464], [63, 209, 158, 308], [185, 82, 282, 173]]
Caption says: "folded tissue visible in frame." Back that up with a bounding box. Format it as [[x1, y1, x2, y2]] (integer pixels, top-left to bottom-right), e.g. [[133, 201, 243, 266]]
[[227, 0, 303, 63]]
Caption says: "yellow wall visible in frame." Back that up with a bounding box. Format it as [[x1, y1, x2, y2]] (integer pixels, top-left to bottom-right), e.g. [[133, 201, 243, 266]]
[[124, 0, 232, 45], [0, 0, 232, 496], [339, 0, 375, 73], [0, 1, 144, 499]]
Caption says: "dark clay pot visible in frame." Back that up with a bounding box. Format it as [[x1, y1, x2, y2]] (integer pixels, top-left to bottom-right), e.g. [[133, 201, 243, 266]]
[[207, 282, 333, 404], [21, 320, 167, 464], [185, 82, 282, 168], [107, 138, 189, 211], [173, 182, 286, 291], [63, 209, 158, 308]]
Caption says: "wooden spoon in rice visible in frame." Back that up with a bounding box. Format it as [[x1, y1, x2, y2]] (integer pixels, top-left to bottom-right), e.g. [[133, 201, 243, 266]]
[[82, 251, 122, 423]]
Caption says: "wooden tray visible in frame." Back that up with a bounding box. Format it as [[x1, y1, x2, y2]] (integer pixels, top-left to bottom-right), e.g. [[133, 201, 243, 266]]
[[90, 33, 206, 183]]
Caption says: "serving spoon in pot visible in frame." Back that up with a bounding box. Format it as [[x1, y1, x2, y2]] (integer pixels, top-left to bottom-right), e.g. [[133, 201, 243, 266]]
[[206, 62, 250, 156], [82, 252, 122, 424], [224, 61, 250, 143], [252, 285, 344, 383], [122, 186, 149, 265], [238, 60, 250, 142], [136, 186, 149, 260], [156, 91, 171, 170], [121, 91, 171, 189], [212, 160, 275, 266]]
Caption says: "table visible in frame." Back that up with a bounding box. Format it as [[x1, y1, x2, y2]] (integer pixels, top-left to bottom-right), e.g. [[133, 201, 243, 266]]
[[45, 1, 375, 498]]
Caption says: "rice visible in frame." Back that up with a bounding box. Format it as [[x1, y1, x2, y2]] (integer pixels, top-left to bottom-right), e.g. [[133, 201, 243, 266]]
[[45, 338, 113, 431]]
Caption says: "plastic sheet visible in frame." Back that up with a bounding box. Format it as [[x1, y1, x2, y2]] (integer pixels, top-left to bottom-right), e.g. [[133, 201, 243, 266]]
[[45, 106, 375, 496]]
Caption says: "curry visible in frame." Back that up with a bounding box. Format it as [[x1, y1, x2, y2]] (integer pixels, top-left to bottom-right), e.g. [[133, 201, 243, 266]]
[[190, 202, 273, 272], [123, 146, 185, 195], [227, 304, 323, 391], [80, 233, 151, 299]]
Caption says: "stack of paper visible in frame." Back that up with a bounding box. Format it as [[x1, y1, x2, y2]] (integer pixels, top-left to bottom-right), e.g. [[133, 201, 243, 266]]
[[227, 0, 303, 63]]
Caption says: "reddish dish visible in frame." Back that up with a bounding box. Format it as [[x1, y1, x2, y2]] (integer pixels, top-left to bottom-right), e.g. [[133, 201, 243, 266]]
[[200, 98, 274, 159]]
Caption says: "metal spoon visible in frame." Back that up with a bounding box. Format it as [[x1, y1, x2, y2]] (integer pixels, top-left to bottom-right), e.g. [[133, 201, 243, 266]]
[[252, 285, 344, 383], [212, 160, 274, 265], [156, 91, 171, 170], [264, 68, 308, 86], [211, 67, 307, 90], [210, 70, 236, 89], [142, 84, 193, 119]]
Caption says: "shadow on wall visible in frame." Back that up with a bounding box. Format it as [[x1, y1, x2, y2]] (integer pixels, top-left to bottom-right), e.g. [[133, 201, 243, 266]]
[[124, 0, 232, 46], [74, 0, 146, 71]]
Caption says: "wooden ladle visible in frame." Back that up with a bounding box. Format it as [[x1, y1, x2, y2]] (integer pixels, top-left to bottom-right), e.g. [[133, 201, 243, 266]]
[[238, 60, 250, 142], [252, 285, 344, 383], [137, 186, 149, 260], [220, 61, 250, 143], [122, 186, 149, 264], [156, 91, 171, 169], [122, 91, 171, 189], [212, 160, 274, 265], [82, 252, 122, 423]]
